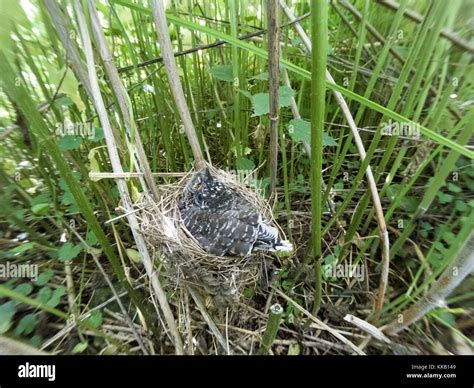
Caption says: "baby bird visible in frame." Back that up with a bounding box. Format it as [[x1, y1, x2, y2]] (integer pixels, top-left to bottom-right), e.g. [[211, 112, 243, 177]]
[[179, 168, 292, 257]]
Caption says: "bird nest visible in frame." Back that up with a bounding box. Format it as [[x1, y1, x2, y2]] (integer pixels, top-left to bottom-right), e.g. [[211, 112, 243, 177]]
[[134, 163, 281, 308]]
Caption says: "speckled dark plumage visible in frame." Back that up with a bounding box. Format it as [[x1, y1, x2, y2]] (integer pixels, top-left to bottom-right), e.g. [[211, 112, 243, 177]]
[[179, 169, 292, 257]]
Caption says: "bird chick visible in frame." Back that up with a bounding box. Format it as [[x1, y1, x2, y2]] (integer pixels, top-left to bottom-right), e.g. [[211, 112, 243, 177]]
[[179, 168, 292, 257]]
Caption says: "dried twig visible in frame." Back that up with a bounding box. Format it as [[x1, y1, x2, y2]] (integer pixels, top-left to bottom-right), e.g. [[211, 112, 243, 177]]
[[73, 0, 184, 354], [0, 336, 49, 355], [117, 13, 311, 74], [267, 0, 280, 199], [43, 0, 93, 99], [150, 0, 206, 168], [343, 314, 391, 344], [187, 286, 230, 354], [88, 1, 159, 199], [89, 172, 187, 180], [272, 287, 365, 355]]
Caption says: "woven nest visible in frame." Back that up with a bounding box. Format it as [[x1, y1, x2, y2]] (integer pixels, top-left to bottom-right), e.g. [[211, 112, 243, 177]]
[[135, 163, 282, 308]]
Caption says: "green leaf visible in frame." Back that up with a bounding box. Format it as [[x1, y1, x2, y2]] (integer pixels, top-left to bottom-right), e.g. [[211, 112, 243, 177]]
[[421, 222, 433, 230], [287, 118, 308, 143], [85, 310, 103, 329], [126, 248, 141, 264], [400, 196, 420, 213], [31, 193, 51, 206], [90, 127, 105, 142], [455, 200, 468, 212], [13, 208, 26, 221], [59, 136, 83, 152], [30, 334, 42, 348], [291, 37, 302, 47], [323, 247, 340, 278], [250, 86, 296, 116], [281, 280, 293, 291], [437, 192, 453, 204], [15, 313, 36, 335], [288, 343, 301, 355], [278, 85, 295, 107], [34, 270, 54, 287], [467, 178, 474, 191], [249, 71, 268, 80], [36, 287, 52, 304], [31, 203, 50, 215], [9, 242, 35, 255], [238, 89, 252, 99], [236, 157, 255, 171], [46, 287, 66, 308], [447, 182, 462, 193], [59, 69, 85, 111], [209, 64, 234, 82], [86, 231, 98, 246], [54, 96, 74, 108], [287, 119, 337, 146], [0, 301, 16, 334], [250, 93, 270, 116], [387, 184, 402, 201], [288, 183, 307, 194], [434, 310, 456, 326], [324, 254, 338, 266], [58, 242, 83, 262], [14, 283, 33, 297], [255, 177, 270, 190], [323, 133, 338, 147], [72, 341, 89, 354], [433, 241, 447, 254], [442, 231, 456, 244], [88, 146, 104, 181], [59, 175, 82, 213]]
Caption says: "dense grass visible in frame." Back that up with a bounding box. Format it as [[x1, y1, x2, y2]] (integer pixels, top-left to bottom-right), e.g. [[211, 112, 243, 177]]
[[0, 0, 472, 355]]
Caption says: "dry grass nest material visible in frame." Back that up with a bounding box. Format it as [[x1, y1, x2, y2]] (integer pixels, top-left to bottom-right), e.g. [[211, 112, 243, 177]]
[[134, 163, 285, 306]]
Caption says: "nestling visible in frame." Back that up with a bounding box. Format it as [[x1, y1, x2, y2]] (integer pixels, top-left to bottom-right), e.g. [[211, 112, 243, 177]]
[[179, 169, 293, 257]]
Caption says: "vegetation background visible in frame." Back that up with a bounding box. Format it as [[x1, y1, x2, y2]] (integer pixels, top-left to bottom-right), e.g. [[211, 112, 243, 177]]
[[0, 0, 472, 355]]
